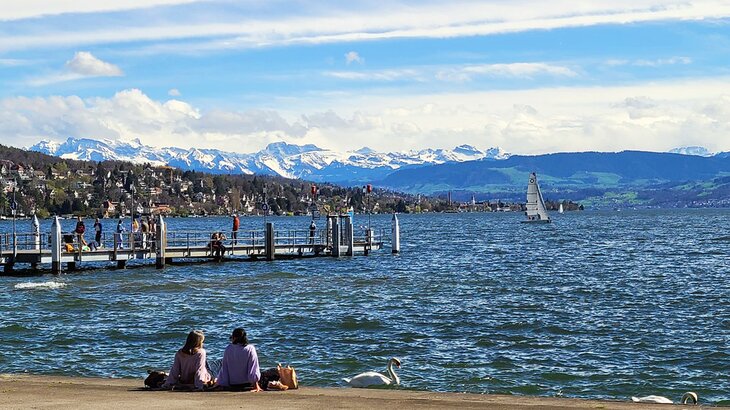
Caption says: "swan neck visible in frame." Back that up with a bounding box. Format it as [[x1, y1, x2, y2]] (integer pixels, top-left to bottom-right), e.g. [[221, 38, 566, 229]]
[[387, 361, 400, 385]]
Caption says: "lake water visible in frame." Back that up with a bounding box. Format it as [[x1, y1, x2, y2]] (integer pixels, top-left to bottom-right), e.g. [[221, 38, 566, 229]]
[[2, 210, 730, 404]]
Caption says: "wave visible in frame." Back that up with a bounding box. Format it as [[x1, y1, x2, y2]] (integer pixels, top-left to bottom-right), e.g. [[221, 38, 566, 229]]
[[14, 281, 66, 290]]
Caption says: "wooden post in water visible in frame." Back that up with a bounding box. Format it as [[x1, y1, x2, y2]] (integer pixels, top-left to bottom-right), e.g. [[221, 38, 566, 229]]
[[51, 216, 62, 274], [265, 222, 275, 261], [155, 215, 167, 269], [331, 216, 340, 257], [391, 213, 400, 254], [365, 228, 372, 256], [343, 214, 354, 256]]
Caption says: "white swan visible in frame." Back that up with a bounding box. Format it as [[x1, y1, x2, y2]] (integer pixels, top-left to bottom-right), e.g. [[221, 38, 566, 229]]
[[631, 392, 698, 405], [344, 358, 401, 388]]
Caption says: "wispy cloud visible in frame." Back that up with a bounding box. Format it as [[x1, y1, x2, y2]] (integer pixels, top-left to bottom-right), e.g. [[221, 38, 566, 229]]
[[168, 88, 181, 97], [3, 1, 730, 52], [325, 69, 421, 81], [0, 58, 32, 67], [0, 0, 202, 21], [325, 62, 576, 83], [437, 63, 578, 81], [606, 56, 692, 67]]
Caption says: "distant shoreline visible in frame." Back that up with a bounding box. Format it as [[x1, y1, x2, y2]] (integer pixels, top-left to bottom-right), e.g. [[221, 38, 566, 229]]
[[0, 374, 678, 409]]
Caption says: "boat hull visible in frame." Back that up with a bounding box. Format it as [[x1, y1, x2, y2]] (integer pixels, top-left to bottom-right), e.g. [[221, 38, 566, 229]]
[[520, 219, 551, 224]]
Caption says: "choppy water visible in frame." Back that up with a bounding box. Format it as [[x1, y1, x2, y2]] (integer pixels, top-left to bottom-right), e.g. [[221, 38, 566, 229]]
[[2, 210, 730, 404]]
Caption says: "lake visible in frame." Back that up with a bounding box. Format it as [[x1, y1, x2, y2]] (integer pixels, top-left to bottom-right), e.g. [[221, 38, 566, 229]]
[[1, 210, 729, 403]]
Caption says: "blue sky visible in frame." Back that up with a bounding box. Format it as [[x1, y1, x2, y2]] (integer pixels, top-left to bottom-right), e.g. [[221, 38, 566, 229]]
[[1, 1, 730, 154]]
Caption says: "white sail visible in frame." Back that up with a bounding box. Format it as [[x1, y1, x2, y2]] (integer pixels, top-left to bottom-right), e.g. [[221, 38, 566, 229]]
[[558, 203, 564, 214], [524, 172, 550, 223]]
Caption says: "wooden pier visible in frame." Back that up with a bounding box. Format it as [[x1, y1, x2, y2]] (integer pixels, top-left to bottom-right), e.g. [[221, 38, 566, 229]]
[[0, 214, 401, 274]]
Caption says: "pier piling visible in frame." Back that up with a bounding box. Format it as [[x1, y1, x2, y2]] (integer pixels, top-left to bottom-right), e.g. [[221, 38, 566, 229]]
[[265, 222, 275, 261], [391, 213, 400, 254], [331, 216, 340, 257], [51, 216, 62, 274], [344, 215, 354, 257]]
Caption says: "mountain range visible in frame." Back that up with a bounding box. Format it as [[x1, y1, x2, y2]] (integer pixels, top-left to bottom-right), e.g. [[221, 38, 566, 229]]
[[29, 137, 509, 184], [27, 138, 730, 208]]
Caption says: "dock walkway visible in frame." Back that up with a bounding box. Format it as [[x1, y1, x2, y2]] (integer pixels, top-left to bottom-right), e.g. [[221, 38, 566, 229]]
[[0, 214, 401, 274]]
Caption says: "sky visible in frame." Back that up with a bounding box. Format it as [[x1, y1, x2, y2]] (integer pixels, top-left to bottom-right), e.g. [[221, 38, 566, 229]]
[[1, 0, 730, 155]]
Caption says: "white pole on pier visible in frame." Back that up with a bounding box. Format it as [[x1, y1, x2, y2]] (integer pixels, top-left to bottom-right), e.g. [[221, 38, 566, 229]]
[[155, 215, 167, 269], [51, 216, 62, 274], [391, 213, 400, 254], [32, 213, 40, 250]]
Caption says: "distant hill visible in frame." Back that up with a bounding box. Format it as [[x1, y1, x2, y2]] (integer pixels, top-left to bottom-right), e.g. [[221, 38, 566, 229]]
[[378, 151, 730, 208]]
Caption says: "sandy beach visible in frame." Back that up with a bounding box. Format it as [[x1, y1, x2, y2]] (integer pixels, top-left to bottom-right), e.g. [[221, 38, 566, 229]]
[[0, 374, 689, 409]]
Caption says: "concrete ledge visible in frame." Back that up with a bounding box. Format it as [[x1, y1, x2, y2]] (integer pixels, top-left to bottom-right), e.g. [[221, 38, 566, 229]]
[[0, 374, 681, 410]]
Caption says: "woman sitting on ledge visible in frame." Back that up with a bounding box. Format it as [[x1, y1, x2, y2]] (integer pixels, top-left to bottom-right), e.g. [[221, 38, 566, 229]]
[[217, 328, 261, 391], [162, 330, 214, 390]]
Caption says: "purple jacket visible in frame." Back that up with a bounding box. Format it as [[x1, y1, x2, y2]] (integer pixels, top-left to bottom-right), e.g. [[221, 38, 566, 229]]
[[216, 344, 260, 387]]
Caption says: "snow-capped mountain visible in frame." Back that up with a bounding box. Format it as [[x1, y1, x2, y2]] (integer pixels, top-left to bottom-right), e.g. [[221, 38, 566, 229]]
[[29, 137, 510, 183], [669, 146, 715, 157]]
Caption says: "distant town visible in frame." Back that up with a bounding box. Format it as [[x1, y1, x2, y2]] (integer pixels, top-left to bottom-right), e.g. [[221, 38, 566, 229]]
[[0, 144, 583, 219]]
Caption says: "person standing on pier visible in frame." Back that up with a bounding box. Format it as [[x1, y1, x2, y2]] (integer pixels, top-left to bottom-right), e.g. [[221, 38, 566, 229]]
[[115, 219, 125, 249], [75, 216, 87, 247], [309, 220, 316, 244], [232, 213, 239, 245], [141, 217, 149, 249], [93, 218, 102, 247]]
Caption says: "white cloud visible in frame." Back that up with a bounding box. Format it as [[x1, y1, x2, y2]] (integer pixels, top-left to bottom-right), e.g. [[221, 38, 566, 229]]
[[4, 79, 730, 155], [345, 51, 363, 65], [65, 52, 123, 76], [27, 51, 122, 86], [3, 1, 730, 52], [168, 88, 181, 97]]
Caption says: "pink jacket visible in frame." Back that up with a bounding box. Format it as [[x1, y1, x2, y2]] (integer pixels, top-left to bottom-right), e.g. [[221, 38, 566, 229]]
[[162, 349, 211, 390]]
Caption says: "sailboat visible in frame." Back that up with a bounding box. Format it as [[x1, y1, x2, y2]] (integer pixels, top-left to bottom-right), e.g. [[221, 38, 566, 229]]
[[521, 172, 551, 224], [558, 203, 564, 214]]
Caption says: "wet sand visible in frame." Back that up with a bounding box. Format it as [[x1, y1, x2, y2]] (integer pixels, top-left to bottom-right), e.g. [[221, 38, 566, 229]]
[[0, 374, 687, 409]]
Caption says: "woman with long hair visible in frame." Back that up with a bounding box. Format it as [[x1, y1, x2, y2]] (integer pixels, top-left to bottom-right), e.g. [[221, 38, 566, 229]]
[[217, 328, 261, 391], [162, 330, 214, 390]]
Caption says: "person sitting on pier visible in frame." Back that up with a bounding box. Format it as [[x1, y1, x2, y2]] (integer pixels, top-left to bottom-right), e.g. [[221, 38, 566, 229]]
[[211, 232, 227, 258], [161, 330, 215, 391], [216, 328, 261, 391]]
